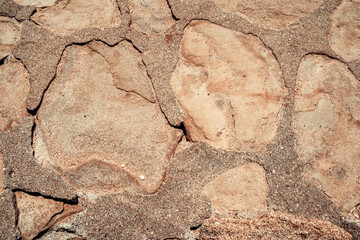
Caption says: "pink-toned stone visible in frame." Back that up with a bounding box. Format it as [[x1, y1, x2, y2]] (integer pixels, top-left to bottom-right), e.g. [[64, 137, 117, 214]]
[[330, 0, 360, 62], [88, 41, 156, 102], [170, 20, 286, 151], [128, 0, 175, 35], [202, 163, 268, 212], [212, 0, 323, 30], [0, 59, 30, 131], [0, 17, 22, 59], [15, 191, 64, 240], [34, 43, 182, 194], [295, 54, 360, 218], [31, 0, 121, 36], [12, 0, 56, 7]]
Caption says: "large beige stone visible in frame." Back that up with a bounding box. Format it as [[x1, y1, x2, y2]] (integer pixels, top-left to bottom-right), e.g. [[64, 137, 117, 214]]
[[12, 0, 57, 7], [129, 0, 175, 35], [15, 191, 64, 240], [202, 163, 268, 212], [330, 0, 360, 62], [212, 0, 323, 30], [31, 0, 121, 36], [0, 17, 22, 59], [88, 41, 156, 102], [170, 20, 286, 151], [34, 43, 182, 194], [0, 59, 30, 131], [295, 54, 360, 218]]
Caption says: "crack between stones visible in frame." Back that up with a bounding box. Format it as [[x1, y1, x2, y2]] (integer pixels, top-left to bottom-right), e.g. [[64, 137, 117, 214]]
[[166, 0, 179, 21], [13, 189, 79, 205]]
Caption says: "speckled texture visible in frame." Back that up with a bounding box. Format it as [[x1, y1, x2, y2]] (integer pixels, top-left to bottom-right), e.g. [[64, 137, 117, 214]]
[[0, 0, 359, 239]]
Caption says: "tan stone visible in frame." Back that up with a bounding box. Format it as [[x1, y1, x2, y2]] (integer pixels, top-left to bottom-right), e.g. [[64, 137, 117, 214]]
[[129, 0, 175, 35], [330, 0, 360, 62], [34, 44, 182, 194], [202, 163, 268, 212], [295, 54, 360, 218], [0, 17, 22, 59], [198, 211, 352, 239], [0, 59, 30, 131], [0, 153, 3, 196], [12, 0, 57, 7], [212, 0, 323, 30], [31, 0, 121, 36], [170, 20, 286, 151], [15, 191, 64, 240], [88, 41, 156, 102]]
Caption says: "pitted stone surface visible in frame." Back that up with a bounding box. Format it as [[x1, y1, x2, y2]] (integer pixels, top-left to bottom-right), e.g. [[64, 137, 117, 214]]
[[31, 0, 121, 36], [0, 153, 4, 196], [129, 0, 175, 35], [0, 17, 22, 60], [34, 44, 182, 194], [212, 0, 323, 30], [202, 162, 268, 212], [12, 0, 56, 7], [171, 20, 286, 151], [330, 0, 360, 62], [0, 59, 29, 131], [295, 54, 360, 218]]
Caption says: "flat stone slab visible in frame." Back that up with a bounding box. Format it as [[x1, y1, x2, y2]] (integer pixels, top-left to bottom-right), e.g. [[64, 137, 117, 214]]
[[0, 17, 22, 59]]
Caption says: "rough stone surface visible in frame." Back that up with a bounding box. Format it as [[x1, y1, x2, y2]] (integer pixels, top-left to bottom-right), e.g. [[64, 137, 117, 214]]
[[0, 0, 35, 21], [330, 0, 360, 62], [129, 0, 175, 35], [197, 211, 352, 239], [0, 17, 22, 60], [0, 117, 77, 199], [0, 153, 3, 196], [31, 0, 121, 36], [202, 162, 268, 212], [34, 44, 182, 194], [295, 54, 360, 218], [0, 189, 18, 240], [212, 0, 323, 30], [171, 20, 286, 151], [12, 0, 56, 7], [0, 59, 29, 131]]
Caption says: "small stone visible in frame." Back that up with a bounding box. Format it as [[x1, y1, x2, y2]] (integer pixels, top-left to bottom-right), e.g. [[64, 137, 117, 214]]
[[0, 17, 22, 60], [330, 0, 360, 62], [31, 0, 121, 36], [140, 175, 145, 180]]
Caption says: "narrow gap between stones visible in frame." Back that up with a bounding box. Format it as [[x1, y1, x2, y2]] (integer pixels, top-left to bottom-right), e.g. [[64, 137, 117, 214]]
[[13, 189, 79, 205], [166, 0, 179, 21], [190, 224, 202, 231], [174, 122, 189, 142], [32, 206, 66, 240], [0, 56, 6, 65]]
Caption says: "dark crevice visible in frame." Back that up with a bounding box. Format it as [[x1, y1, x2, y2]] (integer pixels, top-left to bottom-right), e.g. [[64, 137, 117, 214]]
[[33, 206, 65, 240], [13, 189, 79, 205], [30, 121, 36, 156], [124, 38, 142, 53], [173, 122, 189, 142], [0, 55, 6, 65], [190, 224, 202, 231], [166, 0, 179, 21]]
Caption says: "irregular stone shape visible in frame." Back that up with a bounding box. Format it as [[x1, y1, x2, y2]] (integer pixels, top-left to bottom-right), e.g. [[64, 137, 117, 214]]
[[0, 17, 22, 59], [31, 0, 121, 36], [0, 153, 3, 196], [295, 54, 360, 218], [12, 0, 56, 7], [15, 192, 81, 240], [34, 44, 182, 194], [129, 0, 175, 35], [197, 211, 352, 239], [330, 0, 360, 62], [170, 20, 286, 151], [202, 162, 268, 212], [0, 0, 35, 21], [0, 59, 29, 131], [212, 0, 323, 30], [0, 189, 18, 240], [88, 41, 156, 102]]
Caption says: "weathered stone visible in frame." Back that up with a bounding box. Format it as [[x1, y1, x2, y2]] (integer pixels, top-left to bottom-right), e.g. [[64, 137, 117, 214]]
[[31, 0, 121, 36], [0, 153, 3, 196], [129, 0, 175, 35], [202, 163, 268, 212], [0, 17, 21, 60], [295, 54, 360, 218], [330, 0, 360, 62], [212, 0, 323, 30], [0, 189, 18, 240], [0, 0, 35, 21], [197, 211, 352, 239], [15, 191, 63, 240], [12, 0, 56, 7], [0, 59, 29, 131], [170, 20, 286, 151], [34, 44, 182, 194], [88, 41, 156, 102]]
